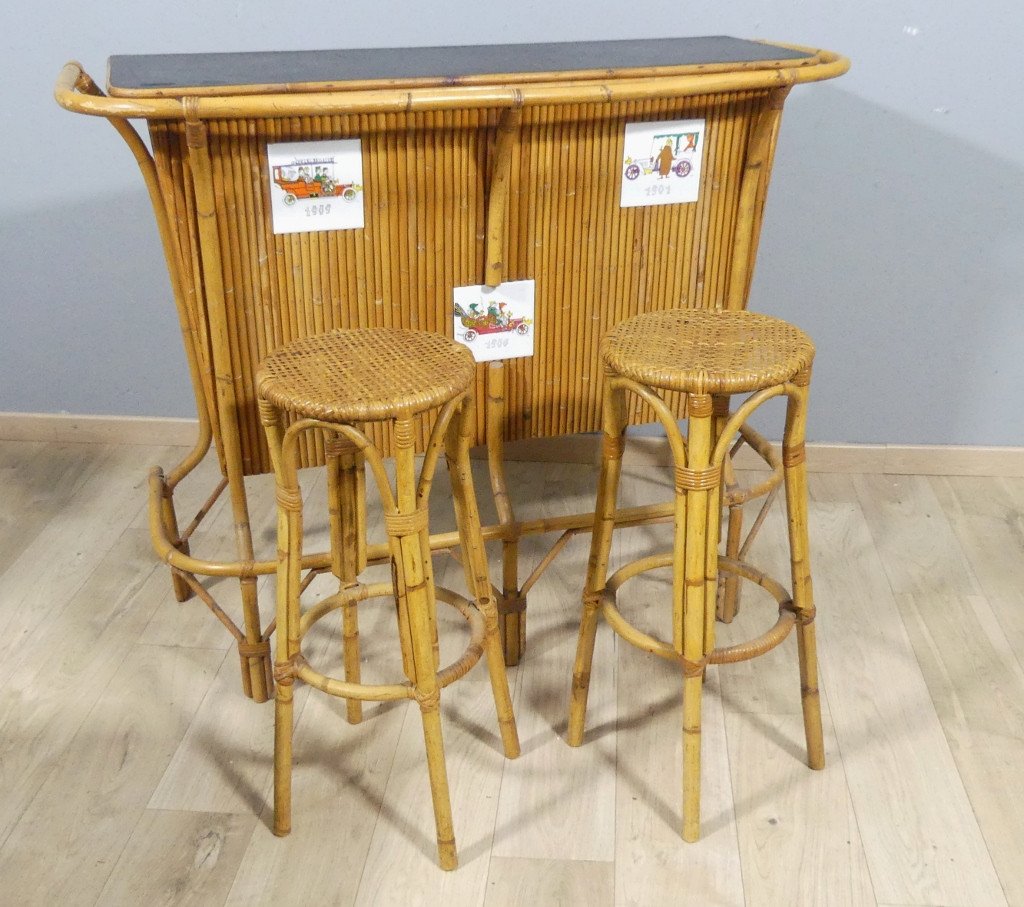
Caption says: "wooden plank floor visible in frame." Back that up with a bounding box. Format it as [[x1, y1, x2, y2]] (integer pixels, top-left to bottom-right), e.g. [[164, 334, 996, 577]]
[[0, 439, 1021, 906]]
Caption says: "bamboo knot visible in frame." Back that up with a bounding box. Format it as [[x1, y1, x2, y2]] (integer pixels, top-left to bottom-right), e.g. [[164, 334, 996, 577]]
[[602, 433, 626, 460], [414, 686, 441, 711], [383, 507, 429, 538], [276, 487, 303, 512], [482, 610, 500, 635], [675, 464, 721, 492]]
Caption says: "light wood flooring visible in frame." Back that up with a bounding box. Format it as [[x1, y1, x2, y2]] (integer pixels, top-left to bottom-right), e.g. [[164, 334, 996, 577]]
[[1, 438, 1022, 906]]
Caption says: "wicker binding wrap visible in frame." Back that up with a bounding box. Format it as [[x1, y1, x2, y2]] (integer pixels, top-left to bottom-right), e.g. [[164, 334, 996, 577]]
[[257, 328, 476, 422], [603, 308, 815, 395]]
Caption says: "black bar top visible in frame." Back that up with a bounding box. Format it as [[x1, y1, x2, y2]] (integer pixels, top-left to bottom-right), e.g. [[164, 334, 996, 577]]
[[108, 36, 812, 96]]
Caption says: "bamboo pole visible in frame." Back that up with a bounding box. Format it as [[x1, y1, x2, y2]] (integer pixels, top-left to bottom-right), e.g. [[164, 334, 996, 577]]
[[390, 413, 458, 870], [486, 362, 523, 664], [725, 86, 791, 310], [782, 369, 826, 771], [259, 401, 296, 836], [680, 394, 715, 842], [183, 104, 270, 703], [567, 370, 627, 746], [327, 439, 364, 724], [445, 397, 520, 758], [714, 394, 743, 623], [484, 107, 523, 288]]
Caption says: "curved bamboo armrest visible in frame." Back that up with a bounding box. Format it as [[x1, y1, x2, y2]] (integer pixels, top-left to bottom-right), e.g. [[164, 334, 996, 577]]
[[55, 61, 180, 119]]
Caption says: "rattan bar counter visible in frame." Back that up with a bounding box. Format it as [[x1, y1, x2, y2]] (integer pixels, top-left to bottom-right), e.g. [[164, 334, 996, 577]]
[[56, 37, 848, 701]]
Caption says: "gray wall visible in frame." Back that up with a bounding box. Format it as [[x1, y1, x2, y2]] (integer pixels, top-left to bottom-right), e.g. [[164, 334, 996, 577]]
[[3, 2, 1022, 444]]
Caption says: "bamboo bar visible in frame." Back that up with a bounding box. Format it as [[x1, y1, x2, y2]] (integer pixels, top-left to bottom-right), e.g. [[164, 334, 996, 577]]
[[58, 37, 847, 693]]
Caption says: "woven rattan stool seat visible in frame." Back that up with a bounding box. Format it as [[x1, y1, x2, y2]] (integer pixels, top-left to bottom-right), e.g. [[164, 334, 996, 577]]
[[257, 328, 476, 423], [603, 309, 815, 395]]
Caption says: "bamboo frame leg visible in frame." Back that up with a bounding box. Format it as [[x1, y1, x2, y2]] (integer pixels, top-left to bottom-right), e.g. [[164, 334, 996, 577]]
[[390, 414, 458, 870], [260, 401, 300, 837], [568, 374, 627, 747], [718, 501, 744, 622], [160, 488, 193, 602], [76, 83, 213, 611], [236, 513, 270, 701], [326, 438, 365, 725], [713, 395, 744, 623], [445, 397, 520, 759], [782, 370, 825, 771], [156, 419, 214, 604], [486, 362, 525, 666], [185, 111, 270, 704], [712, 391, 745, 626], [679, 394, 719, 843]]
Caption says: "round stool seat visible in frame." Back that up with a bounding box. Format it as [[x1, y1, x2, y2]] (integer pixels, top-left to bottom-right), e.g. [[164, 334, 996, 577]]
[[602, 309, 815, 395], [257, 328, 476, 423]]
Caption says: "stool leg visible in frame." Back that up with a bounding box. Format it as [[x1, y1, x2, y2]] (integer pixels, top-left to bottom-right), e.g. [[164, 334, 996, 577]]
[[568, 375, 626, 747], [327, 440, 364, 724], [445, 397, 520, 759], [712, 395, 743, 624], [783, 372, 826, 771], [391, 414, 458, 870], [679, 394, 720, 843], [260, 402, 300, 837]]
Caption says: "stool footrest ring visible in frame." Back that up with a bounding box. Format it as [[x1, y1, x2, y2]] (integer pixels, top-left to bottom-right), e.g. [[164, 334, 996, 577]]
[[299, 581, 394, 636], [598, 551, 802, 667], [290, 584, 487, 702], [723, 424, 785, 506]]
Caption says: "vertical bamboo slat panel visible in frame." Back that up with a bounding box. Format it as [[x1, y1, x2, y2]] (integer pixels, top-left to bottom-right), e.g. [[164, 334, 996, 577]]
[[144, 91, 776, 474]]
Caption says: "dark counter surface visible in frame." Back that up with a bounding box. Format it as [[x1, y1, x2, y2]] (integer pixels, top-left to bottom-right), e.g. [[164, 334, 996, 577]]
[[108, 36, 813, 96]]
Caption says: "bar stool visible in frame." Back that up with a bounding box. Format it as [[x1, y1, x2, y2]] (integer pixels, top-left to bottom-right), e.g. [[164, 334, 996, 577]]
[[567, 308, 825, 842], [257, 327, 520, 871]]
